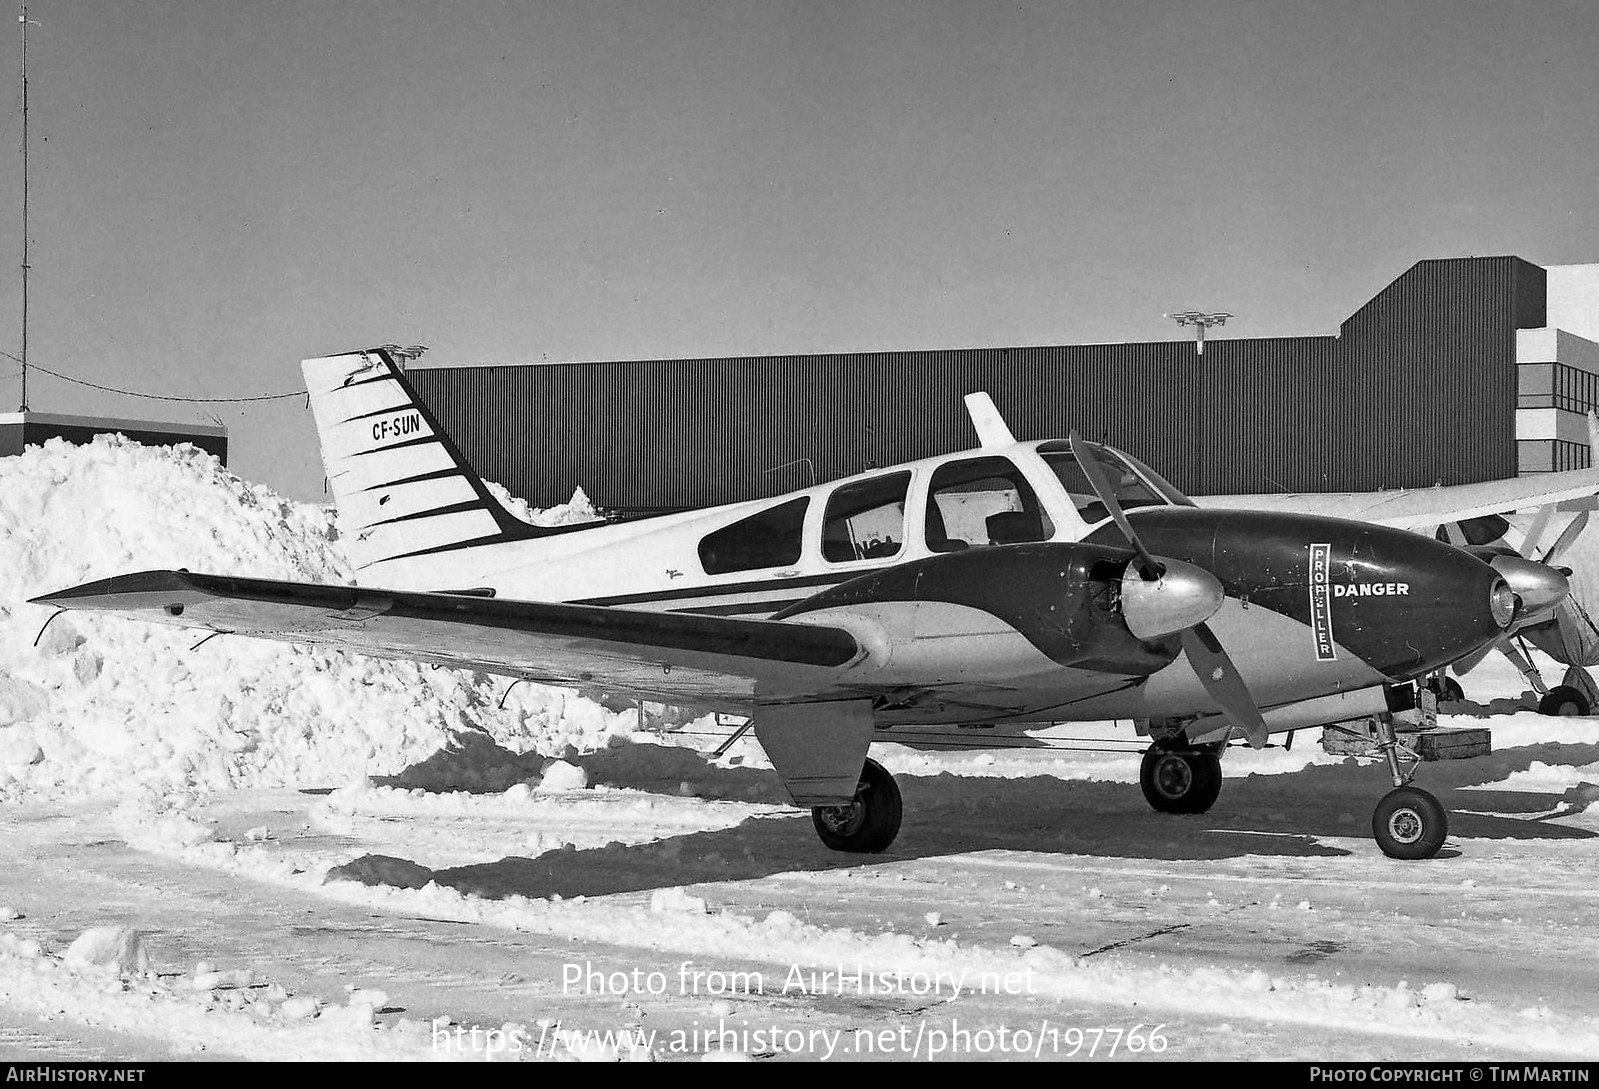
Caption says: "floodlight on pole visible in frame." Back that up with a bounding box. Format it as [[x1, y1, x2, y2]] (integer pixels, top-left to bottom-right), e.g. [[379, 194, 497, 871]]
[[1166, 310, 1232, 356], [1166, 309, 1232, 497]]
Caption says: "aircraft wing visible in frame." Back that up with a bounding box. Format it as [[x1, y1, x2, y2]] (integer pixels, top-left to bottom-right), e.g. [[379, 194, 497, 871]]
[[1195, 466, 1599, 530], [29, 570, 862, 708]]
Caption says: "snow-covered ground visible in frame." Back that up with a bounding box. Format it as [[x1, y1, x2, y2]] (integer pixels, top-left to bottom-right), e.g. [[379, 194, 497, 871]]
[[3, 437, 1599, 1061]]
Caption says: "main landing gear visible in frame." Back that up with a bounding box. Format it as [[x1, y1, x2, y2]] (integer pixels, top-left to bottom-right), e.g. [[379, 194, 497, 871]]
[[1139, 717, 1449, 860], [1489, 640, 1596, 717], [811, 757, 903, 853], [1539, 684, 1591, 717], [1139, 743, 1223, 814]]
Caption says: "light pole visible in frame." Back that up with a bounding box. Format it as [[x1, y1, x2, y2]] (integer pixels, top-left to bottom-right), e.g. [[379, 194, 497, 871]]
[[1166, 310, 1232, 356], [1166, 311, 1233, 494]]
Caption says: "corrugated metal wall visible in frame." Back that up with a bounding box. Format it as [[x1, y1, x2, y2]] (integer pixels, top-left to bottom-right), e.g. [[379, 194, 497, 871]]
[[407, 257, 1543, 512]]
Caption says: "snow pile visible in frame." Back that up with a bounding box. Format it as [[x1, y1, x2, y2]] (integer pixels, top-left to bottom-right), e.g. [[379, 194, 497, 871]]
[[483, 478, 599, 528], [62, 926, 152, 975], [0, 436, 639, 800]]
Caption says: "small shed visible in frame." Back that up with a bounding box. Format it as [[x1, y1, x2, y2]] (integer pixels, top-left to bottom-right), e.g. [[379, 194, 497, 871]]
[[0, 412, 228, 462]]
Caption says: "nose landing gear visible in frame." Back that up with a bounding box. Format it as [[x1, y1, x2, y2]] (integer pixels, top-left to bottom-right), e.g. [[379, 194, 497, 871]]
[[1369, 715, 1448, 859]]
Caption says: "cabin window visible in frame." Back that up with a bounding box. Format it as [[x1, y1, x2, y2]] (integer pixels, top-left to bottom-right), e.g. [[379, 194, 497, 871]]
[[698, 497, 809, 575], [821, 472, 911, 562], [924, 456, 1054, 551], [1434, 514, 1511, 547]]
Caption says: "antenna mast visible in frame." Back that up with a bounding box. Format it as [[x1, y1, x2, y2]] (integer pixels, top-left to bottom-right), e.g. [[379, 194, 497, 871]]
[[18, 0, 35, 411]]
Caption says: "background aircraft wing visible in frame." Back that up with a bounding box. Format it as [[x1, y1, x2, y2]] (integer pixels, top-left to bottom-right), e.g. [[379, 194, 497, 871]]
[[30, 570, 861, 708], [1195, 466, 1599, 530]]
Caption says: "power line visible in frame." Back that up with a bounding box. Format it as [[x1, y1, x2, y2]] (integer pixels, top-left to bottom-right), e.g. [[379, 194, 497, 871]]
[[0, 349, 305, 403]]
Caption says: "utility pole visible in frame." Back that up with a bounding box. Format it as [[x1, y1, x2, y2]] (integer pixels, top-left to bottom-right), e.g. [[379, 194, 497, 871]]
[[1166, 310, 1233, 495], [18, 1, 37, 411]]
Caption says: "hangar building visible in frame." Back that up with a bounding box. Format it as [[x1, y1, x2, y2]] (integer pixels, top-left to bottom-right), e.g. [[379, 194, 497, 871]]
[[407, 256, 1599, 516]]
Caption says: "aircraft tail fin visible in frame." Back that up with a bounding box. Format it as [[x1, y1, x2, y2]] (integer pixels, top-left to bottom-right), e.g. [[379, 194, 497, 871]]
[[301, 347, 563, 583]]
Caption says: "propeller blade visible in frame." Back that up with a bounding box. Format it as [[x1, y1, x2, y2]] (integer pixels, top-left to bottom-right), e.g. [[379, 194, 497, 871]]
[[1069, 430, 1164, 579], [1564, 594, 1599, 642], [1519, 504, 1556, 560], [1180, 622, 1268, 749], [1497, 638, 1543, 692], [1540, 510, 1590, 566], [1450, 636, 1505, 677], [1069, 432, 1266, 746]]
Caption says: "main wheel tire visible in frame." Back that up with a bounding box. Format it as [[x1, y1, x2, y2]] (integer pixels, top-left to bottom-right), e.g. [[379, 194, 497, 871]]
[[811, 757, 903, 853], [1139, 746, 1223, 815], [1538, 685, 1590, 717], [1372, 785, 1448, 860]]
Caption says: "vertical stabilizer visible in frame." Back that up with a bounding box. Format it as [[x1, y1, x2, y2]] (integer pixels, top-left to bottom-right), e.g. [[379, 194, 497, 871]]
[[301, 347, 557, 584]]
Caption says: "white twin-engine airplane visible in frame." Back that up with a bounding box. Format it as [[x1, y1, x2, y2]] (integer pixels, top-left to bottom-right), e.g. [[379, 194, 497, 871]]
[[33, 348, 1591, 861]]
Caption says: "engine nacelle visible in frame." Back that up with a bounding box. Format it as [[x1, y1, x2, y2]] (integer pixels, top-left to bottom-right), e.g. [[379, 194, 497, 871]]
[[778, 542, 1185, 684]]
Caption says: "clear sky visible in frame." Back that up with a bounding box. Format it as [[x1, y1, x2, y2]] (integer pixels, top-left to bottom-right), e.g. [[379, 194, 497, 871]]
[[2, 0, 1596, 501]]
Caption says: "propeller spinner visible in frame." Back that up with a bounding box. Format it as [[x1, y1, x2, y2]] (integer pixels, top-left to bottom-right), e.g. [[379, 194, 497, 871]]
[[1069, 432, 1270, 748]]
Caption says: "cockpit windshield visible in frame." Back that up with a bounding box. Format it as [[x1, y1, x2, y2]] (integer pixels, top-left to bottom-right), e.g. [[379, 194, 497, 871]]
[[1037, 440, 1194, 526]]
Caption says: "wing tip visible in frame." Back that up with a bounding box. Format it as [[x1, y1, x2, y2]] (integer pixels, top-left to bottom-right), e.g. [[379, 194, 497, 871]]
[[26, 570, 200, 610]]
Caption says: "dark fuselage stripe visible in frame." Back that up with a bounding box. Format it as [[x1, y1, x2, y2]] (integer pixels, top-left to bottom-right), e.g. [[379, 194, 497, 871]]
[[674, 600, 806, 617], [578, 572, 854, 608]]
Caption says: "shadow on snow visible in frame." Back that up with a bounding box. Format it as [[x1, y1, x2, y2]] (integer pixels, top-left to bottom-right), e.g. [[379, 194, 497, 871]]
[[326, 735, 1599, 902]]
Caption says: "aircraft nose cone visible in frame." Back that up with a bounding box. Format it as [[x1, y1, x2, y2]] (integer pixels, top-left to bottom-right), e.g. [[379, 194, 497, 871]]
[[1489, 554, 1570, 622], [1120, 557, 1225, 640]]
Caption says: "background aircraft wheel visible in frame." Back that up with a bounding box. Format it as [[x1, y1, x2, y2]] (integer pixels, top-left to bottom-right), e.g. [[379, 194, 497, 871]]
[[1538, 685, 1590, 717], [811, 757, 902, 853], [1139, 746, 1222, 814], [1372, 786, 1448, 860], [1426, 676, 1464, 703]]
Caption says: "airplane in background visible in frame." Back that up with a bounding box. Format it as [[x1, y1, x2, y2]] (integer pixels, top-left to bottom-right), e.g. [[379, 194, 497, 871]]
[[31, 348, 1578, 861]]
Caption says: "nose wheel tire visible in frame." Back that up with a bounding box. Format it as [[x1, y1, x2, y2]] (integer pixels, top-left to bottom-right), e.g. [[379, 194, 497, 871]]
[[1538, 685, 1590, 717], [1425, 676, 1464, 703], [811, 757, 902, 853], [1372, 785, 1448, 859], [1140, 746, 1223, 814]]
